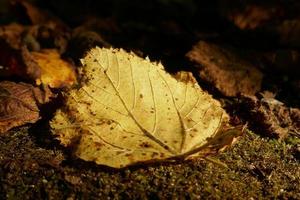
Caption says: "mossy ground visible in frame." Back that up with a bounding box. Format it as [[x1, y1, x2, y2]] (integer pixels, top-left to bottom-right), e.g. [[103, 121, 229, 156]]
[[0, 126, 299, 199]]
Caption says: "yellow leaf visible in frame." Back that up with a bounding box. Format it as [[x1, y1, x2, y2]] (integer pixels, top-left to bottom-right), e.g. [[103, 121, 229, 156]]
[[50, 47, 235, 168], [31, 49, 77, 88]]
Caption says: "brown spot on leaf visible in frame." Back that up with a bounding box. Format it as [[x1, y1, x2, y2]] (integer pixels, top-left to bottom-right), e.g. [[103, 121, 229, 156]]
[[139, 142, 152, 148], [94, 142, 103, 147]]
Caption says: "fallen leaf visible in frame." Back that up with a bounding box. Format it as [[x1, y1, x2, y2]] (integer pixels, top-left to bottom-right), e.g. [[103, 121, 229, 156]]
[[0, 23, 24, 49], [238, 95, 300, 139], [0, 81, 53, 134], [26, 49, 77, 88], [0, 22, 69, 52], [187, 41, 263, 97], [50, 47, 238, 168]]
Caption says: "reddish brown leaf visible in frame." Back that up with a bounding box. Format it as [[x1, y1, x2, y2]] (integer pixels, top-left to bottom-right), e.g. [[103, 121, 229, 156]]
[[0, 81, 53, 134], [187, 41, 263, 97], [0, 23, 25, 49]]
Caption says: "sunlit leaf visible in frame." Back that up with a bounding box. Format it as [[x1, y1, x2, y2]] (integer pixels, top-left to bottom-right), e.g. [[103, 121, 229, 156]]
[[51, 47, 236, 168]]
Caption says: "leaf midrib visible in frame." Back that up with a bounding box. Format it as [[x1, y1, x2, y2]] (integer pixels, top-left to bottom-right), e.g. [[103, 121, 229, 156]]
[[89, 50, 177, 155]]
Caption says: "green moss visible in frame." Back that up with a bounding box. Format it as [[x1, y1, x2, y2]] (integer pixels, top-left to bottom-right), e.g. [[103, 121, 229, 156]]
[[0, 127, 299, 199]]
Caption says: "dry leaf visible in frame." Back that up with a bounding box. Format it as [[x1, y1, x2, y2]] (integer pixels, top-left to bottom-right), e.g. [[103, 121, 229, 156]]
[[28, 49, 77, 88], [0, 81, 53, 134], [50, 47, 237, 168], [187, 41, 263, 97], [0, 23, 24, 49], [238, 95, 300, 139]]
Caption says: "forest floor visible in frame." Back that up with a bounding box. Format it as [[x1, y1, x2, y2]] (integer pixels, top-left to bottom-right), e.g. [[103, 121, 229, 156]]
[[0, 0, 299, 199], [0, 125, 299, 199]]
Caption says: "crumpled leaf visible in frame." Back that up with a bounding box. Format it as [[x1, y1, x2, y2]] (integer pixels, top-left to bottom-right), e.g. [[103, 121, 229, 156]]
[[237, 94, 300, 139], [26, 49, 77, 88], [0, 81, 53, 134], [50, 47, 237, 168], [187, 41, 263, 97], [0, 22, 70, 80]]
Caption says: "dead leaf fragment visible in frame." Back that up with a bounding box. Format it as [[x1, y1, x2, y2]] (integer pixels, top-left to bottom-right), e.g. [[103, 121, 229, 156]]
[[0, 81, 53, 134], [27, 49, 77, 88], [187, 41, 263, 97], [238, 95, 300, 139], [50, 47, 238, 168]]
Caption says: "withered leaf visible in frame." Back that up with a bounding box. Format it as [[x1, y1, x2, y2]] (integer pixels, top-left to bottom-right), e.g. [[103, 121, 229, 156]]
[[187, 41, 263, 97], [0, 81, 53, 134], [0, 23, 24, 49], [50, 47, 238, 168], [238, 95, 300, 139], [26, 49, 77, 88]]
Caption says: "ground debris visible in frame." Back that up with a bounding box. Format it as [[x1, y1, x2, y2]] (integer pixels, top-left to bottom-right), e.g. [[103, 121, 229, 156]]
[[187, 41, 263, 97], [237, 93, 300, 139]]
